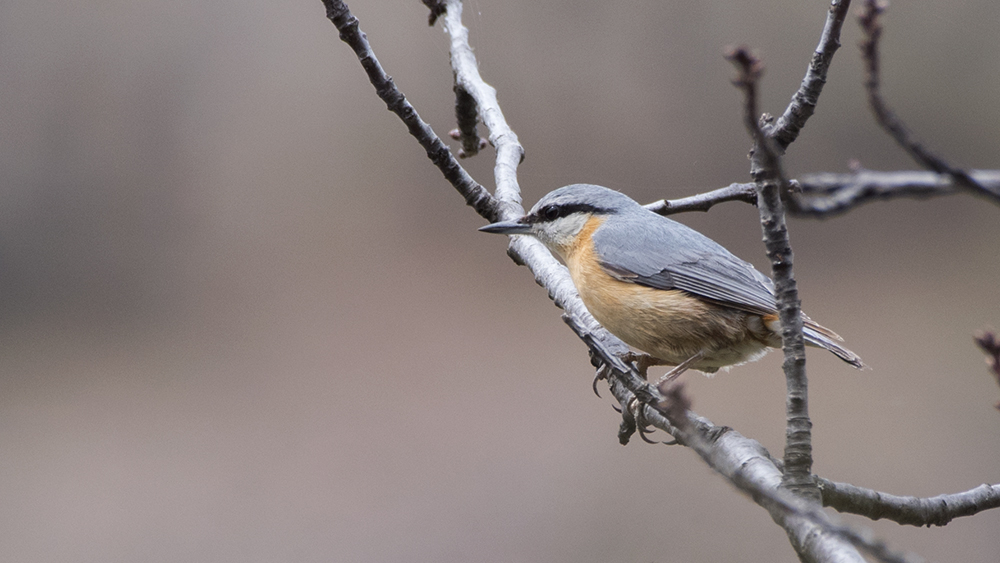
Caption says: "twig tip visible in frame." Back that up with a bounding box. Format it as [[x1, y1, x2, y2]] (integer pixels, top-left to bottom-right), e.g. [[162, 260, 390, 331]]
[[724, 45, 764, 86], [421, 0, 447, 26]]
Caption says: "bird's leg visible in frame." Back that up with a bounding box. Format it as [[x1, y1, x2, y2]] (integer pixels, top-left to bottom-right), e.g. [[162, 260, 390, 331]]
[[654, 351, 705, 387], [621, 352, 667, 379]]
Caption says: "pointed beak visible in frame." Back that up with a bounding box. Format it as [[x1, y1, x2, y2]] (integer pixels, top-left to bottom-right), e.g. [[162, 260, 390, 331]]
[[479, 219, 532, 235]]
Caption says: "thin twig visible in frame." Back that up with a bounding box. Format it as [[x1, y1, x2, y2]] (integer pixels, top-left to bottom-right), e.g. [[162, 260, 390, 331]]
[[858, 0, 1000, 205], [727, 46, 816, 502], [819, 478, 1000, 527], [644, 183, 758, 215], [770, 0, 853, 150]]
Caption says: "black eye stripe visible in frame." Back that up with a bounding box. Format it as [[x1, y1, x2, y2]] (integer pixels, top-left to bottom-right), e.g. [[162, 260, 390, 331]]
[[530, 203, 602, 223]]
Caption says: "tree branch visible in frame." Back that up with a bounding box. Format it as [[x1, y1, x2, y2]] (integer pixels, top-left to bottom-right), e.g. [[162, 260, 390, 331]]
[[769, 0, 853, 150], [819, 478, 1000, 527], [645, 169, 1000, 219], [727, 46, 816, 502], [858, 0, 1000, 205], [793, 169, 1000, 216], [323, 0, 654, 448], [644, 182, 758, 215]]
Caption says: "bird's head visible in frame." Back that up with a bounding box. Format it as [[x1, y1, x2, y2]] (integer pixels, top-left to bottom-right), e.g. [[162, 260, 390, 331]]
[[479, 184, 640, 257]]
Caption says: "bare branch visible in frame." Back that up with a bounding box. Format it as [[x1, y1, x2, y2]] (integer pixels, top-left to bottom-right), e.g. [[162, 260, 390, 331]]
[[858, 0, 1000, 205], [727, 46, 816, 502], [321, 0, 500, 220], [644, 170, 1000, 219], [770, 0, 853, 150], [819, 478, 1000, 527], [792, 169, 1000, 216], [644, 183, 758, 215], [438, 0, 680, 446]]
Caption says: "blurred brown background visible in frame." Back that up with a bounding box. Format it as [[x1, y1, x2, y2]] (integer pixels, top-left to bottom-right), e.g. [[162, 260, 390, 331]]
[[1, 1, 998, 561]]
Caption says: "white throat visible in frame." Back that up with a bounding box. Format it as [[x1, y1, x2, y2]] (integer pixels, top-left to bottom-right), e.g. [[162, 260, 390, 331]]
[[533, 213, 591, 257]]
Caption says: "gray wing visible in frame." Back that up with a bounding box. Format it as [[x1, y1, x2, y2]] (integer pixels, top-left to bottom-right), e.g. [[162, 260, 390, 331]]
[[593, 210, 778, 316]]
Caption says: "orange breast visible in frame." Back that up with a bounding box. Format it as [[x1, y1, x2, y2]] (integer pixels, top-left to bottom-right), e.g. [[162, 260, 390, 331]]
[[563, 216, 770, 369]]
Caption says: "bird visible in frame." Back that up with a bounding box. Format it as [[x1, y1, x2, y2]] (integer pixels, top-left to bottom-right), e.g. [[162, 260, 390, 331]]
[[479, 184, 863, 380]]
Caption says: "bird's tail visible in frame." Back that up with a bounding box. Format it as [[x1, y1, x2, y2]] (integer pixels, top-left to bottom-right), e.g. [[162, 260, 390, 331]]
[[802, 320, 866, 369]]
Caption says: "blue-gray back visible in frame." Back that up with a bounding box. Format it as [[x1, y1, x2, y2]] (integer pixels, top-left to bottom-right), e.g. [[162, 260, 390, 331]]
[[593, 206, 779, 316]]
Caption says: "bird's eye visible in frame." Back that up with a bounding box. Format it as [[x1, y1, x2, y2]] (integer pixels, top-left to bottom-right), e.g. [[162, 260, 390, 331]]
[[540, 205, 560, 221]]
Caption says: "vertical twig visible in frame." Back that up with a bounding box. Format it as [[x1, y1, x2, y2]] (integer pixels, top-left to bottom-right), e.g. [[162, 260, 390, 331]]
[[726, 47, 817, 502]]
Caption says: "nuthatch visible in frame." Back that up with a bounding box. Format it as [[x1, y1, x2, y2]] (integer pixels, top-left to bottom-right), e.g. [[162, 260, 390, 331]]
[[480, 184, 863, 378]]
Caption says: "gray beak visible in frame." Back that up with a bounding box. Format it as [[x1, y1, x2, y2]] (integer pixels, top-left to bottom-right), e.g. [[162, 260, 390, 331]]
[[479, 219, 532, 235]]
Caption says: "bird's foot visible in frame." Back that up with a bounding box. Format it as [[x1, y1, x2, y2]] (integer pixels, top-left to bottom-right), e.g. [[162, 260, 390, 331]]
[[620, 352, 667, 379]]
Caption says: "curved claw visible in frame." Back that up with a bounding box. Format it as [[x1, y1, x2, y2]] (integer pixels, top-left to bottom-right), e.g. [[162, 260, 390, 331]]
[[592, 364, 610, 398], [629, 398, 661, 444], [629, 397, 679, 445], [637, 423, 660, 444], [638, 422, 678, 446]]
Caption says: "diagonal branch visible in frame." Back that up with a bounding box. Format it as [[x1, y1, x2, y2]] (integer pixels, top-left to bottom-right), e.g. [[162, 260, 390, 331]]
[[769, 0, 853, 150], [858, 0, 1000, 205], [819, 478, 1000, 527]]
